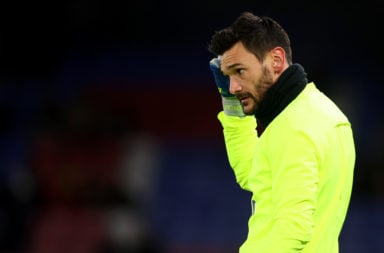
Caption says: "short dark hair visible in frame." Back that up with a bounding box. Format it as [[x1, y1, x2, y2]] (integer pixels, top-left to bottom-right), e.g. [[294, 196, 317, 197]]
[[208, 12, 292, 64]]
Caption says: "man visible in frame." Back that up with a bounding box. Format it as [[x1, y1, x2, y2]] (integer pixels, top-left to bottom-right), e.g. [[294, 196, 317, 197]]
[[208, 12, 355, 252]]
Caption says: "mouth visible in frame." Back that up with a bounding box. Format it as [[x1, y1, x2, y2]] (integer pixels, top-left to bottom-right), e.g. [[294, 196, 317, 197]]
[[238, 96, 249, 106]]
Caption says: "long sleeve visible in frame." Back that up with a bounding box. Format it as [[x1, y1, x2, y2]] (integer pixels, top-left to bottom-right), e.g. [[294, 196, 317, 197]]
[[217, 111, 258, 191]]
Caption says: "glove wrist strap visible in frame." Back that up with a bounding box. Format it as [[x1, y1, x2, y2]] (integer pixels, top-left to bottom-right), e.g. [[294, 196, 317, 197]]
[[222, 97, 245, 117]]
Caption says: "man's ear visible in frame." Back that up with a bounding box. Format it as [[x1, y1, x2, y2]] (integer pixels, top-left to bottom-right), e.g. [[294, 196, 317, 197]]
[[271, 47, 285, 69], [270, 47, 287, 75]]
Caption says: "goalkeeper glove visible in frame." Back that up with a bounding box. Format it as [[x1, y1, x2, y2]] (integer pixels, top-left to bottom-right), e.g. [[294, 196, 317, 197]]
[[209, 57, 244, 117]]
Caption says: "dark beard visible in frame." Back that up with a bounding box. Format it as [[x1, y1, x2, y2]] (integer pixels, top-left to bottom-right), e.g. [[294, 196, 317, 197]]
[[245, 66, 275, 115]]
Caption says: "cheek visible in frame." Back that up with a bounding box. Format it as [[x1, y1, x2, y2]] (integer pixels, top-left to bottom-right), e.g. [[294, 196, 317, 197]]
[[252, 75, 273, 101]]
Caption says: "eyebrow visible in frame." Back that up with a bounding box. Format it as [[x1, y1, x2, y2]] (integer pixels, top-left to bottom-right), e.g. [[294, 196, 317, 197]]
[[222, 63, 242, 73]]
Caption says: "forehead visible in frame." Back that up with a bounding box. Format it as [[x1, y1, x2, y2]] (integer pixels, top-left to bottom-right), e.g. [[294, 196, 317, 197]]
[[221, 42, 257, 71]]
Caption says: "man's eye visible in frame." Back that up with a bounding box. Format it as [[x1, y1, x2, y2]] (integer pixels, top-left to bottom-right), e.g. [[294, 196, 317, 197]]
[[237, 69, 245, 75]]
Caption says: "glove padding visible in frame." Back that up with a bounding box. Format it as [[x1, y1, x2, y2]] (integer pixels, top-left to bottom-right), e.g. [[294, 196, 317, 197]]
[[209, 57, 233, 98], [209, 57, 245, 117]]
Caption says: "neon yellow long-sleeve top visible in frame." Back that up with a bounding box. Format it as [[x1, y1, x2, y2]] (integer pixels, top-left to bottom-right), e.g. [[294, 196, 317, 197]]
[[218, 83, 355, 253]]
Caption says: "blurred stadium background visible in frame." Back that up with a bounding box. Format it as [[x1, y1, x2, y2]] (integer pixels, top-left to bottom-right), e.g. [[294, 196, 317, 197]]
[[0, 0, 383, 252]]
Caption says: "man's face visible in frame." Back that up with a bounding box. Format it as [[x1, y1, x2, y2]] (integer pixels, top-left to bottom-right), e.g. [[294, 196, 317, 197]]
[[220, 42, 276, 115]]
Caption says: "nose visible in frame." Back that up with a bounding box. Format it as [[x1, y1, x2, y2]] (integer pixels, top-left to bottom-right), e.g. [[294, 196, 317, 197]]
[[229, 76, 242, 95]]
